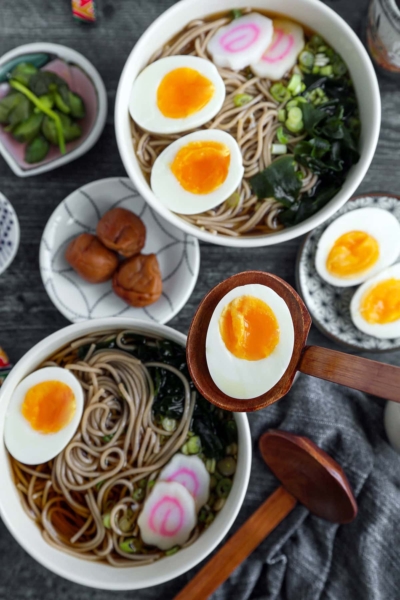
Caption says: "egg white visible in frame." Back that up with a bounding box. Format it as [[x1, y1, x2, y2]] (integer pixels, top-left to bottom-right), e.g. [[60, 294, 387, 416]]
[[315, 208, 400, 287], [129, 55, 226, 135], [4, 367, 84, 465], [151, 129, 244, 215], [206, 283, 295, 400], [350, 263, 400, 339]]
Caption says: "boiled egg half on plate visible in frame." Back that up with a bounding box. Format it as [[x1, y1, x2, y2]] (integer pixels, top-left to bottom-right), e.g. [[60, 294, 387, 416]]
[[5, 367, 83, 465], [205, 283, 294, 399], [315, 208, 400, 287], [151, 129, 244, 214], [129, 56, 226, 134], [350, 263, 400, 339]]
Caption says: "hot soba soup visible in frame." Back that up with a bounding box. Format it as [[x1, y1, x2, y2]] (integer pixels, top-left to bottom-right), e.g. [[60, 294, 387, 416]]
[[5, 331, 238, 567], [129, 7, 360, 238]]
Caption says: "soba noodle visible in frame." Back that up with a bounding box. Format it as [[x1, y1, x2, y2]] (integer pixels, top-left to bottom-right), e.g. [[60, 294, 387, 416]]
[[10, 331, 236, 567], [130, 10, 318, 237]]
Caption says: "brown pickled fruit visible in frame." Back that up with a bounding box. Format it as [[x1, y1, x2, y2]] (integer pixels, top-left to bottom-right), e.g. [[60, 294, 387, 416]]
[[113, 254, 162, 307], [65, 233, 119, 283], [97, 208, 146, 257]]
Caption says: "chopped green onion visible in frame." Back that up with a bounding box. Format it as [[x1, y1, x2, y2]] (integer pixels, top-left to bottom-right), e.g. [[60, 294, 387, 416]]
[[320, 65, 333, 76], [270, 82, 290, 103], [162, 417, 177, 432], [308, 34, 324, 50], [332, 59, 347, 76], [147, 479, 156, 490], [216, 478, 232, 498], [165, 545, 180, 556], [138, 478, 147, 489], [231, 8, 242, 19], [226, 442, 238, 456], [95, 480, 104, 491], [119, 515, 133, 533], [187, 435, 202, 454], [286, 98, 299, 110], [226, 191, 240, 208], [102, 434, 114, 442], [133, 487, 145, 501], [287, 107, 302, 124], [214, 497, 226, 511], [278, 108, 286, 122], [217, 457, 237, 476], [312, 66, 320, 75], [205, 512, 215, 525], [233, 93, 253, 107], [299, 50, 314, 69], [210, 474, 218, 490], [285, 119, 304, 133], [271, 143, 287, 155], [181, 443, 189, 455], [119, 538, 142, 554], [205, 458, 216, 474], [287, 73, 302, 96], [102, 513, 111, 529]]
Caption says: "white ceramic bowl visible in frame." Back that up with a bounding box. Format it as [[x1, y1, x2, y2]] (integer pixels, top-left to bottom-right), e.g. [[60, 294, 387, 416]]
[[115, 0, 381, 248], [0, 43, 107, 177], [0, 318, 251, 590]]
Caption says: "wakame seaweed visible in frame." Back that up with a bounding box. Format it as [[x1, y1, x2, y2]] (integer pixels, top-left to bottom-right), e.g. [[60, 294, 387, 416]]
[[80, 333, 233, 458], [249, 37, 360, 227]]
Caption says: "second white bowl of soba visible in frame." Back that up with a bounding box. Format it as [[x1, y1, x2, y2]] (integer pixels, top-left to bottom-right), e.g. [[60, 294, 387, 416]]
[[0, 318, 251, 590]]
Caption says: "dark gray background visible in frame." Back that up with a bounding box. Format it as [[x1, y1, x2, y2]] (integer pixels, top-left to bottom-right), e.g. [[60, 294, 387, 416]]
[[0, 1, 398, 599]]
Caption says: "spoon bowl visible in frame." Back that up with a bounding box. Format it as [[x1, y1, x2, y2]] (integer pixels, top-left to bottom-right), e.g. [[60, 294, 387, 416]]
[[187, 271, 400, 411]]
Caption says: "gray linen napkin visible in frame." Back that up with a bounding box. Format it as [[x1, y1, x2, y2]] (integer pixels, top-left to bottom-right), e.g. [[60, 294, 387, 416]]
[[169, 373, 399, 600]]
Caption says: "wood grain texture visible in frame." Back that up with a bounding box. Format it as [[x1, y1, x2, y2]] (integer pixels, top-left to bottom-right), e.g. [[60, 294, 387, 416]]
[[299, 346, 400, 402], [173, 487, 297, 600], [0, 0, 399, 598]]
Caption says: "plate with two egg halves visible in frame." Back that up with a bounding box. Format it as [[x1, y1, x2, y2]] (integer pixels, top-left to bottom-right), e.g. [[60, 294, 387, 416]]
[[39, 178, 200, 323], [296, 193, 400, 352]]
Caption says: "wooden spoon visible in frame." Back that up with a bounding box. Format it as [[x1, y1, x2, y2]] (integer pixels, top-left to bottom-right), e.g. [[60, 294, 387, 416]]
[[187, 270, 400, 412], [174, 430, 357, 600]]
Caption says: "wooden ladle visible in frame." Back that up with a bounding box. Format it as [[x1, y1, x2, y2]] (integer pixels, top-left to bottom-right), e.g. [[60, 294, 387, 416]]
[[187, 270, 400, 412], [174, 430, 357, 600]]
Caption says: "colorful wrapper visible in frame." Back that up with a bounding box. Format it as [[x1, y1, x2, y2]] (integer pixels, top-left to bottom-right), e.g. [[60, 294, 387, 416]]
[[0, 347, 12, 387], [72, 0, 96, 23]]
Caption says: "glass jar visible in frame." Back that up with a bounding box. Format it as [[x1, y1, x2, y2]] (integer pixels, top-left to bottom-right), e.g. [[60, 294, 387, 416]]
[[367, 0, 400, 72]]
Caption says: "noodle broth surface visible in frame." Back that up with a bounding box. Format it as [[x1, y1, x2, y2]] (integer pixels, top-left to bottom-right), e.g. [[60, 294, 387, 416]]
[[9, 330, 238, 567]]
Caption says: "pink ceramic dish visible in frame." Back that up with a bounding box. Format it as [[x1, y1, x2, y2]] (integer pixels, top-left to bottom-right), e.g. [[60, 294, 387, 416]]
[[0, 43, 107, 177]]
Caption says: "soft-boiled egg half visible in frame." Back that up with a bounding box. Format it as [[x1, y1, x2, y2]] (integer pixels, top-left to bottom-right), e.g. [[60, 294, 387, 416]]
[[206, 284, 294, 399], [129, 56, 226, 134], [151, 129, 244, 215], [315, 208, 400, 287], [350, 263, 400, 339], [251, 19, 305, 81], [5, 367, 83, 465]]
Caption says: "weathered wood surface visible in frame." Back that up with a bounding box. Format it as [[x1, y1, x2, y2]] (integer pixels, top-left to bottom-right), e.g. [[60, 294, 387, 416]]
[[0, 0, 398, 598]]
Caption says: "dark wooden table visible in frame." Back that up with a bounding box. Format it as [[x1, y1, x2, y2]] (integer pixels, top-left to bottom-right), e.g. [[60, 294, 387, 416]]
[[0, 1, 398, 598]]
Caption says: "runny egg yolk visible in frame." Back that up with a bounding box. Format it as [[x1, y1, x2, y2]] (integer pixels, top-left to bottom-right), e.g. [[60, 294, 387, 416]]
[[21, 381, 76, 434], [360, 278, 400, 324], [326, 231, 380, 277], [219, 295, 280, 361], [157, 67, 215, 119], [171, 141, 230, 195]]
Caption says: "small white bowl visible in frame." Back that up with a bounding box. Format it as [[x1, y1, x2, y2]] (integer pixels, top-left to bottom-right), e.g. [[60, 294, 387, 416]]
[[39, 177, 200, 324], [0, 318, 251, 590], [115, 0, 381, 248], [0, 191, 19, 275], [0, 43, 107, 177]]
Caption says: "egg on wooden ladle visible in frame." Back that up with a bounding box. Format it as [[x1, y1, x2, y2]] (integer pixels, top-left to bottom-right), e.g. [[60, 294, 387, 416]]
[[151, 129, 244, 215], [129, 56, 226, 134], [315, 208, 400, 287], [205, 283, 295, 400], [350, 263, 400, 339], [4, 367, 84, 465]]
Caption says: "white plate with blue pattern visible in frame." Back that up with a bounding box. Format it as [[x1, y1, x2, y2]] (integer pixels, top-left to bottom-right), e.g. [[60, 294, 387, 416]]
[[0, 192, 19, 276], [296, 193, 400, 352], [40, 178, 200, 324]]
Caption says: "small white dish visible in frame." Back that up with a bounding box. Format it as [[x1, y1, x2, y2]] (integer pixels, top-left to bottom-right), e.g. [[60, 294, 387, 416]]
[[384, 401, 400, 453], [39, 177, 200, 324], [0, 192, 19, 275], [0, 43, 107, 177]]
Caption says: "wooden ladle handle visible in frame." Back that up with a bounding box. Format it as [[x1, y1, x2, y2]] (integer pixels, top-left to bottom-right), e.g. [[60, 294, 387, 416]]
[[298, 346, 400, 402], [173, 487, 297, 600]]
